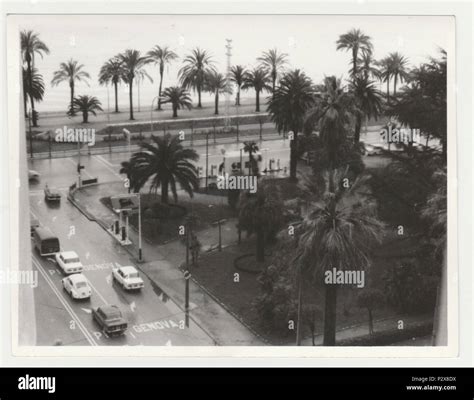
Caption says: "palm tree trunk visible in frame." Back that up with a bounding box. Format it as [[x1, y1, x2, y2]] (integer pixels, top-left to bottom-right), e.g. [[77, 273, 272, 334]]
[[352, 50, 357, 78], [323, 284, 338, 346], [129, 81, 134, 120], [83, 111, 88, 123], [256, 228, 265, 262], [386, 79, 390, 104], [255, 90, 260, 112], [23, 86, 28, 118], [157, 69, 164, 110], [161, 180, 169, 204], [214, 92, 219, 115], [368, 308, 374, 335], [114, 81, 119, 112], [236, 86, 241, 106], [289, 129, 298, 182], [197, 86, 202, 108], [70, 82, 75, 116], [354, 113, 362, 143], [173, 105, 178, 118], [295, 268, 303, 345], [393, 74, 398, 96]]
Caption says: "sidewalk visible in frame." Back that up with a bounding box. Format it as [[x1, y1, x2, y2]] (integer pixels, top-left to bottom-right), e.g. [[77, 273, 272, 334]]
[[71, 182, 263, 346]]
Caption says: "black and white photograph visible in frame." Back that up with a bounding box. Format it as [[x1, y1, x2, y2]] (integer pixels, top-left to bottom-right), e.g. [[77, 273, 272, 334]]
[[6, 12, 456, 355]]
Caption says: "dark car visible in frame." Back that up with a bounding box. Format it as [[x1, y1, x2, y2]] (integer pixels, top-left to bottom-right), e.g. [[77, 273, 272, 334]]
[[92, 305, 128, 336], [44, 185, 61, 202]]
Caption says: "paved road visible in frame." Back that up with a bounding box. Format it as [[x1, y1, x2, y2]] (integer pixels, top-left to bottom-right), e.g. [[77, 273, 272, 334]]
[[30, 184, 214, 346]]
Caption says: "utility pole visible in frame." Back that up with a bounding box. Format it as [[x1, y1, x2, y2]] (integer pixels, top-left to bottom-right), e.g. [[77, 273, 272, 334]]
[[225, 39, 232, 131], [137, 193, 142, 261], [183, 270, 191, 328]]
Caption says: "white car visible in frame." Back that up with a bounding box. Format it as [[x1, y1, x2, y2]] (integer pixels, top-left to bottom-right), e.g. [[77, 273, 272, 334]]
[[55, 251, 84, 275], [28, 170, 40, 181], [62, 273, 92, 300], [112, 266, 144, 290]]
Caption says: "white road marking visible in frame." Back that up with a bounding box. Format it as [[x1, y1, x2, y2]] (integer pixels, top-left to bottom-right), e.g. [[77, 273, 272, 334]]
[[81, 308, 92, 314], [94, 155, 122, 179]]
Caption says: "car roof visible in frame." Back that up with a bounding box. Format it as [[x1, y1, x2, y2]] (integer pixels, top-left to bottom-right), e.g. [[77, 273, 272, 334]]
[[119, 266, 138, 274], [99, 305, 121, 314], [61, 251, 79, 259], [68, 273, 87, 283]]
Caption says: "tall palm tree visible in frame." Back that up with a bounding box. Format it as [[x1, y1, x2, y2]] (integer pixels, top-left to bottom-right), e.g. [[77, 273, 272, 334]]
[[336, 28, 373, 78], [242, 68, 272, 112], [305, 76, 353, 189], [388, 52, 410, 96], [178, 48, 215, 108], [147, 45, 178, 110], [126, 134, 199, 204], [22, 67, 45, 119], [350, 76, 383, 143], [204, 71, 231, 115], [98, 57, 125, 113], [70, 95, 103, 123], [257, 48, 288, 95], [377, 57, 392, 104], [243, 141, 259, 176], [160, 86, 192, 118], [295, 174, 385, 345], [230, 65, 248, 106], [51, 59, 91, 116], [119, 49, 149, 120], [267, 69, 315, 181], [20, 30, 50, 126]]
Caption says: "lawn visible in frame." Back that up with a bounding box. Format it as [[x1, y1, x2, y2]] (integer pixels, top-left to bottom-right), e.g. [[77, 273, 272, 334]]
[[100, 192, 237, 245], [190, 236, 408, 345]]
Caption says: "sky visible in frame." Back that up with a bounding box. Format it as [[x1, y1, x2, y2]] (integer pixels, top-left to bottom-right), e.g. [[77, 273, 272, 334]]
[[12, 14, 453, 112]]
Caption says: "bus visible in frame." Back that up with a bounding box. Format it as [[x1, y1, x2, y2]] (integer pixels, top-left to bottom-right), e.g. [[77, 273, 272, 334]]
[[33, 227, 60, 256]]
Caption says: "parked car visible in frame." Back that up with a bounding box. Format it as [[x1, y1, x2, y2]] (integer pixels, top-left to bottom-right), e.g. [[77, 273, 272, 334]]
[[44, 185, 61, 202], [28, 170, 40, 181], [363, 143, 383, 156], [62, 273, 92, 300], [112, 266, 144, 291], [92, 305, 128, 336], [55, 251, 83, 274]]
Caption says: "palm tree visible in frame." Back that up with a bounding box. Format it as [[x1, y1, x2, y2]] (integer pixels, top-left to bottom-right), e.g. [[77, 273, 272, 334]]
[[22, 67, 45, 119], [178, 48, 215, 108], [258, 48, 288, 95], [230, 65, 248, 106], [336, 28, 373, 78], [267, 69, 315, 181], [147, 45, 178, 110], [295, 174, 385, 345], [51, 59, 91, 116], [242, 68, 272, 112], [357, 51, 380, 81], [20, 30, 49, 126], [377, 57, 392, 103], [126, 134, 199, 204], [98, 57, 125, 113], [70, 95, 103, 123], [243, 141, 259, 176], [160, 86, 192, 118], [388, 52, 410, 96], [350, 76, 383, 143], [204, 71, 231, 115], [238, 182, 285, 262], [305, 76, 353, 189], [119, 49, 149, 120]]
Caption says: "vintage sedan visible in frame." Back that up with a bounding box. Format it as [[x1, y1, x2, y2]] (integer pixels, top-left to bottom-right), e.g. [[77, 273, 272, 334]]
[[92, 305, 128, 336], [55, 251, 84, 275], [62, 273, 92, 300], [44, 185, 61, 202], [112, 266, 144, 291]]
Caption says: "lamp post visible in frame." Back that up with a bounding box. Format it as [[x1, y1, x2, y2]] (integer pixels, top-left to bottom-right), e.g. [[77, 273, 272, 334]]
[[28, 110, 33, 158], [205, 131, 209, 191]]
